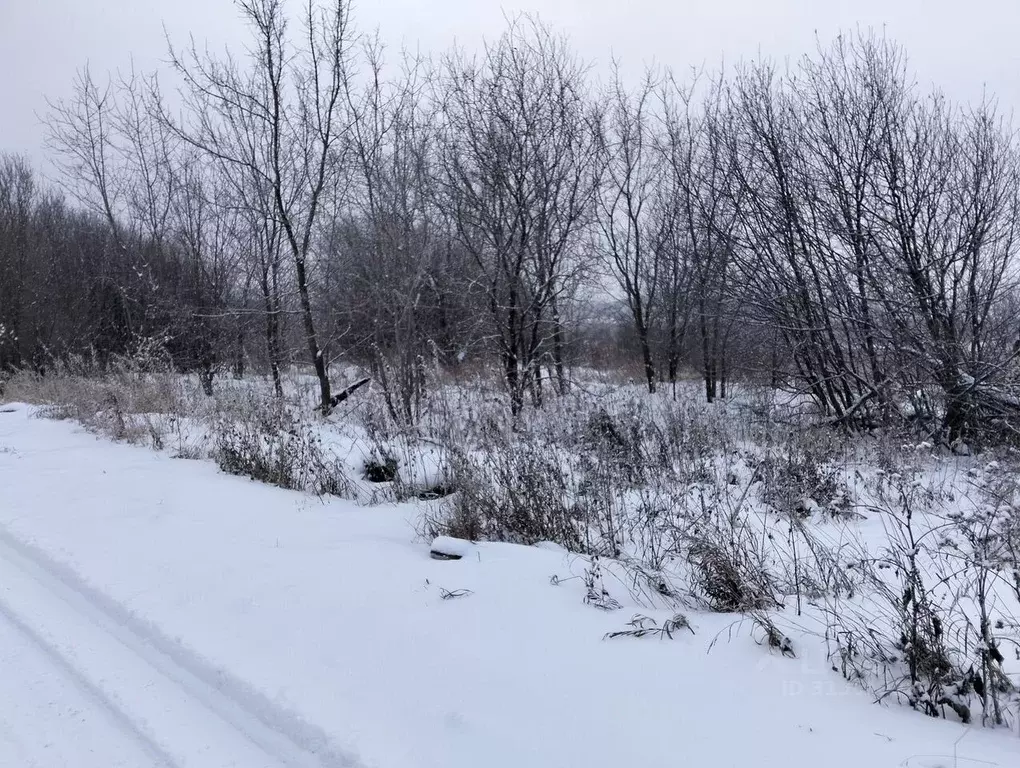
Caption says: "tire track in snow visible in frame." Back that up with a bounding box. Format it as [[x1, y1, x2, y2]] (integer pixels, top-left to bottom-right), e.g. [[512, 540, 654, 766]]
[[0, 524, 362, 768], [0, 600, 180, 768]]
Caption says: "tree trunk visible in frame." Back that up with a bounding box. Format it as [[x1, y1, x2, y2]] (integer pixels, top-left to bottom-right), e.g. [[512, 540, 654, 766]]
[[700, 302, 716, 403], [550, 296, 568, 395], [294, 254, 330, 413], [638, 324, 656, 394], [199, 363, 215, 396], [504, 348, 523, 416], [260, 270, 284, 398], [233, 324, 245, 379]]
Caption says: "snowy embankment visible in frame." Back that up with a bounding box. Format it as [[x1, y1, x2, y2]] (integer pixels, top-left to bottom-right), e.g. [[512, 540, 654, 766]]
[[0, 403, 1017, 768]]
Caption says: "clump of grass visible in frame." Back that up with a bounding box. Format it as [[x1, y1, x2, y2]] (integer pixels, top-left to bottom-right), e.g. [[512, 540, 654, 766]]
[[582, 556, 622, 611], [750, 611, 796, 657], [688, 536, 780, 613], [605, 612, 694, 640]]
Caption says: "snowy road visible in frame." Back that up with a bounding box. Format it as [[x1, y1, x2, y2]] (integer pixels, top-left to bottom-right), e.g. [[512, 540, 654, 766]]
[[0, 526, 346, 768], [0, 609, 160, 767]]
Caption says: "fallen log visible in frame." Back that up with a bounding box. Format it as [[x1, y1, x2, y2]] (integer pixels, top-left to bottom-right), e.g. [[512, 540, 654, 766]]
[[317, 377, 371, 414]]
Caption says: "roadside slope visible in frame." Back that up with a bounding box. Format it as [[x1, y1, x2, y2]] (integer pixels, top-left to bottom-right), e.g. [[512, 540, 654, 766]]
[[1, 403, 1017, 768]]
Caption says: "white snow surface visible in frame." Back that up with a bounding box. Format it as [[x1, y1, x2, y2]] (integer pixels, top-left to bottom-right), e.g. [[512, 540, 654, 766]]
[[0, 403, 1018, 768]]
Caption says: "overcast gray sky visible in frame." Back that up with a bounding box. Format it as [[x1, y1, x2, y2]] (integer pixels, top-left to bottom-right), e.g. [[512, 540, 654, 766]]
[[2, 0, 1019, 165]]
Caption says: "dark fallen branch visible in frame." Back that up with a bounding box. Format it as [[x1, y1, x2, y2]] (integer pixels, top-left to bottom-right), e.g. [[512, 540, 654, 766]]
[[321, 377, 371, 413], [822, 389, 878, 429]]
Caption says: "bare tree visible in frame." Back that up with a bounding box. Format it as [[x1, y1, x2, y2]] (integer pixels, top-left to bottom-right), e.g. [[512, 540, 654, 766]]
[[721, 33, 1020, 442], [593, 66, 666, 393], [437, 17, 599, 412], [340, 41, 440, 424], [791, 34, 901, 412], [662, 73, 740, 401], [45, 66, 129, 249], [168, 0, 357, 413], [728, 56, 876, 421], [166, 152, 244, 394], [871, 85, 1020, 444]]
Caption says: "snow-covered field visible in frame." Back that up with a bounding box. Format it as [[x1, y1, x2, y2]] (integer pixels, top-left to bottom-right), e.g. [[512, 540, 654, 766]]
[[1, 400, 1019, 767]]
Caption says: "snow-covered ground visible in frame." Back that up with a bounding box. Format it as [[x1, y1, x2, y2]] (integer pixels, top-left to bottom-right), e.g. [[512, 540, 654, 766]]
[[1, 402, 1018, 767]]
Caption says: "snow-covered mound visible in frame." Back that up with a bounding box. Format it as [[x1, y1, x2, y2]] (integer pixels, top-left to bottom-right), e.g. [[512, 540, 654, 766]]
[[430, 535, 476, 560]]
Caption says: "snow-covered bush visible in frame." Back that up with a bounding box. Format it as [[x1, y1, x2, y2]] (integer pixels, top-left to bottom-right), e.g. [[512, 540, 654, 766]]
[[825, 468, 1020, 726], [434, 439, 584, 549], [213, 394, 354, 498], [756, 443, 853, 519]]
